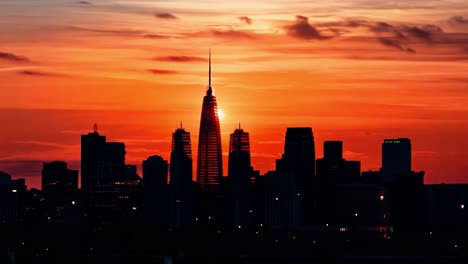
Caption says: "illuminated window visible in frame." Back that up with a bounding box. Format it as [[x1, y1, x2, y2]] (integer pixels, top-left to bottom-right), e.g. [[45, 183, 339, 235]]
[[12, 189, 17, 193]]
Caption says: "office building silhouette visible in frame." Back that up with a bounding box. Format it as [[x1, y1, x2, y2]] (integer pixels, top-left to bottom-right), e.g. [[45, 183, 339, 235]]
[[42, 161, 78, 193], [0, 172, 26, 223], [228, 125, 253, 228], [266, 127, 315, 228], [381, 138, 411, 183], [143, 155, 168, 224], [169, 126, 193, 228], [80, 124, 106, 191]]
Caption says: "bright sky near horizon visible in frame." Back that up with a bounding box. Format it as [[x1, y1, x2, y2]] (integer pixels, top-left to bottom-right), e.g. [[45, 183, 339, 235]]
[[1, 0, 467, 188]]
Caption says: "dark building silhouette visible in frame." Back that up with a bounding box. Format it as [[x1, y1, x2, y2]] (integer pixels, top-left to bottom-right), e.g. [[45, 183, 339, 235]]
[[334, 184, 389, 229], [197, 51, 223, 193], [361, 170, 381, 184], [346, 160, 361, 183], [381, 138, 411, 184], [228, 125, 253, 229], [266, 127, 315, 229], [143, 155, 168, 225], [324, 140, 343, 160], [316, 141, 361, 225], [169, 126, 193, 228], [42, 161, 78, 192], [97, 142, 126, 184], [379, 138, 424, 232], [426, 184, 467, 232], [388, 170, 425, 232], [264, 170, 287, 227], [0, 172, 26, 223], [80, 124, 106, 191]]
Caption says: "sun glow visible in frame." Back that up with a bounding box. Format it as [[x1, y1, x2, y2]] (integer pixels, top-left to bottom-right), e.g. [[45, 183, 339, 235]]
[[218, 109, 225, 121]]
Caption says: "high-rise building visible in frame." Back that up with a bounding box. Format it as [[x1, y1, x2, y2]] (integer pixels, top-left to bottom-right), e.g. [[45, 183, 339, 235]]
[[324, 141, 343, 161], [97, 142, 126, 184], [81, 124, 106, 191], [42, 161, 78, 193], [316, 141, 363, 225], [381, 138, 411, 183], [197, 50, 223, 193], [228, 125, 252, 228], [274, 127, 316, 228], [169, 126, 193, 228], [143, 155, 168, 224], [0, 172, 26, 223]]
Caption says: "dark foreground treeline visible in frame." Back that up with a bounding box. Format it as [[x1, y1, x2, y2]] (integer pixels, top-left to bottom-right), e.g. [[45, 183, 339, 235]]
[[1, 217, 466, 264]]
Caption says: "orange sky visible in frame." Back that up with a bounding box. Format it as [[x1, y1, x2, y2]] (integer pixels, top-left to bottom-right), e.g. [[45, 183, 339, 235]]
[[1, 0, 468, 189]]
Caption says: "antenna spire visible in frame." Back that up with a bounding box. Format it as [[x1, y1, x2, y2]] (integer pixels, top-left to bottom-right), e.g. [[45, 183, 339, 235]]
[[180, 121, 183, 129], [93, 123, 98, 133], [209, 48, 211, 88]]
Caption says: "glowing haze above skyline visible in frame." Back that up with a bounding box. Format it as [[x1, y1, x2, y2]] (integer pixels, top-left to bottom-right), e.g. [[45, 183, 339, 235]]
[[1, 0, 467, 188]]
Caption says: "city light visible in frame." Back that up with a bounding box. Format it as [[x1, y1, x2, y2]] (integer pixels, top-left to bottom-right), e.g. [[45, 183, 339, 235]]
[[380, 195, 384, 201], [11, 189, 17, 193], [275, 197, 279, 201], [71, 201, 76, 205], [461, 204, 465, 209]]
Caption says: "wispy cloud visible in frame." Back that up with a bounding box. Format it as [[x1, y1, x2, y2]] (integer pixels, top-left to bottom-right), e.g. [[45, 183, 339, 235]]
[[378, 38, 410, 52], [238, 16, 252, 25], [143, 34, 173, 39], [152, 56, 206, 62], [285, 15, 330, 40], [78, 1, 92, 5], [19, 70, 68, 77], [148, 69, 178, 74], [449, 16, 468, 25], [154, 13, 178, 19], [0, 52, 30, 62], [66, 26, 144, 37]]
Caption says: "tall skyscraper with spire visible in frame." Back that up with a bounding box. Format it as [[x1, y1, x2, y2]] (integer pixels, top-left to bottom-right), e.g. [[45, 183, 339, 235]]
[[197, 50, 223, 193]]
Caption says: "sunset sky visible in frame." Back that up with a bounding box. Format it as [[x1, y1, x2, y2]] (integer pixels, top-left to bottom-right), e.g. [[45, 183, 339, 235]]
[[1, 0, 467, 189]]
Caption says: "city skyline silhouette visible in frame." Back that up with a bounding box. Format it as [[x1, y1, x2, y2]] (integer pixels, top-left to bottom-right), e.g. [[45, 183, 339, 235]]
[[1, 1, 467, 263], [1, 1, 468, 188]]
